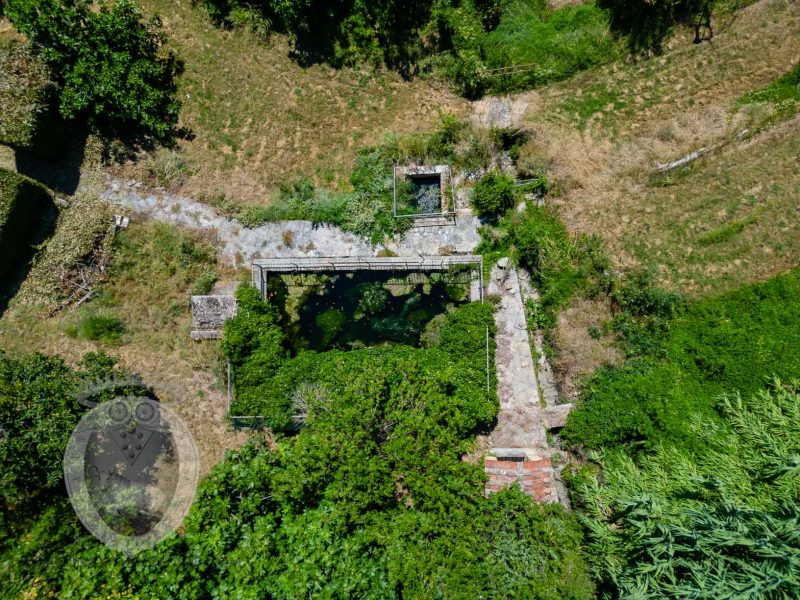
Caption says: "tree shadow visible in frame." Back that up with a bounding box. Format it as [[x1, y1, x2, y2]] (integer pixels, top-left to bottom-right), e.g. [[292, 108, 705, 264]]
[[0, 184, 58, 317], [14, 127, 88, 196]]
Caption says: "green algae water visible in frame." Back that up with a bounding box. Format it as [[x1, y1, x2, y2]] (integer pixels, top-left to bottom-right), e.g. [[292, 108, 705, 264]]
[[266, 270, 471, 352]]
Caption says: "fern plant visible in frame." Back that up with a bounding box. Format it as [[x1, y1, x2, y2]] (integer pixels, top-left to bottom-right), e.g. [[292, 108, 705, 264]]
[[573, 381, 800, 598]]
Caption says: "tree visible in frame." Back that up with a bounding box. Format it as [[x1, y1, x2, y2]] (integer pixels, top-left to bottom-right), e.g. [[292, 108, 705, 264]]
[[0, 351, 139, 508], [572, 381, 800, 597], [598, 0, 715, 51], [4, 0, 182, 143]]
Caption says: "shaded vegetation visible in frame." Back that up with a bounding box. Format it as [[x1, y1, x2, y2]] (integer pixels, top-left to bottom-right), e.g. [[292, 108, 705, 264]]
[[563, 268, 800, 450], [599, 0, 716, 51], [0, 169, 57, 293], [194, 0, 619, 96], [0, 40, 62, 157]]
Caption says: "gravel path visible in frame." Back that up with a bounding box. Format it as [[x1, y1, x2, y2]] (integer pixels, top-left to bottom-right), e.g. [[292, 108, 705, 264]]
[[99, 179, 482, 266]]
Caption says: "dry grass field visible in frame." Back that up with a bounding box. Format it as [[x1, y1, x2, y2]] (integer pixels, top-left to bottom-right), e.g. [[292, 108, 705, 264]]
[[126, 0, 468, 203], [514, 0, 800, 296]]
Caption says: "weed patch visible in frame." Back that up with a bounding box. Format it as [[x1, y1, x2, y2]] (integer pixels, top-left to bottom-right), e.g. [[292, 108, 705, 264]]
[[65, 310, 126, 344]]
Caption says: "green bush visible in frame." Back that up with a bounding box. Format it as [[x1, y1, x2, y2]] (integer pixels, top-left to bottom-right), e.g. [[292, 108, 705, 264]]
[[5, 0, 182, 142], [563, 268, 800, 450], [0, 351, 133, 508], [510, 204, 610, 327], [65, 310, 126, 344], [191, 271, 217, 295], [472, 171, 516, 217], [0, 168, 54, 284]]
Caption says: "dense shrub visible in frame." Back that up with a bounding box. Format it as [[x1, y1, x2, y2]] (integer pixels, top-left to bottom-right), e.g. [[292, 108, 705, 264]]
[[223, 284, 290, 427], [563, 268, 800, 450], [0, 168, 55, 284], [0, 351, 133, 508], [572, 382, 800, 596], [5, 0, 182, 143], [227, 287, 498, 434], [499, 204, 610, 328], [472, 170, 516, 217], [0, 41, 63, 157], [1, 340, 592, 598]]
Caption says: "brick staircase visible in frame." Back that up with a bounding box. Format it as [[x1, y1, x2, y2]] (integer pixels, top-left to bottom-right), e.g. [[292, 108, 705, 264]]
[[484, 455, 556, 503]]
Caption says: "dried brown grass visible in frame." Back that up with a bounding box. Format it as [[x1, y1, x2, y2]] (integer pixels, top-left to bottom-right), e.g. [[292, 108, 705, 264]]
[[116, 0, 468, 204], [551, 298, 619, 401]]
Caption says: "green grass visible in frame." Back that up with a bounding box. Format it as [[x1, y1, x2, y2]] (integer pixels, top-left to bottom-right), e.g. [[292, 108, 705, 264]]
[[738, 61, 800, 123], [106, 222, 218, 338], [530, 0, 800, 135], [623, 128, 800, 296], [695, 212, 760, 246], [562, 268, 800, 450], [559, 84, 626, 130], [481, 0, 621, 94]]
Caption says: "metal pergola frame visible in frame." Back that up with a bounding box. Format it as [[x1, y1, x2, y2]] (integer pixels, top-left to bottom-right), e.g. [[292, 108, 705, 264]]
[[229, 255, 491, 430], [252, 256, 484, 302]]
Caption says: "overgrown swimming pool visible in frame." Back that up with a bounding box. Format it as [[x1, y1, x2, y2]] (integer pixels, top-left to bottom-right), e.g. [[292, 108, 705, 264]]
[[266, 270, 473, 351]]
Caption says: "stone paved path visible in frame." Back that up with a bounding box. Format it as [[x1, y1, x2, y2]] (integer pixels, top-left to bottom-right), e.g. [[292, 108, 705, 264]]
[[486, 264, 546, 451], [98, 179, 481, 265]]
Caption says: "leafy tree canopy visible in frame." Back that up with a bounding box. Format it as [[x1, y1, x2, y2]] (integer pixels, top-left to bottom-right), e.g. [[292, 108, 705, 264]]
[[4, 0, 182, 143]]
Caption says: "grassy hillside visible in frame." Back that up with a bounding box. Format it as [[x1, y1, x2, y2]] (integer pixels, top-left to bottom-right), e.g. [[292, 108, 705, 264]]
[[514, 0, 800, 297], [129, 0, 467, 203]]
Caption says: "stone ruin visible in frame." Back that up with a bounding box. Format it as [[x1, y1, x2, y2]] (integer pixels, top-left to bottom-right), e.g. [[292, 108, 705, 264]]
[[190, 295, 238, 340]]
